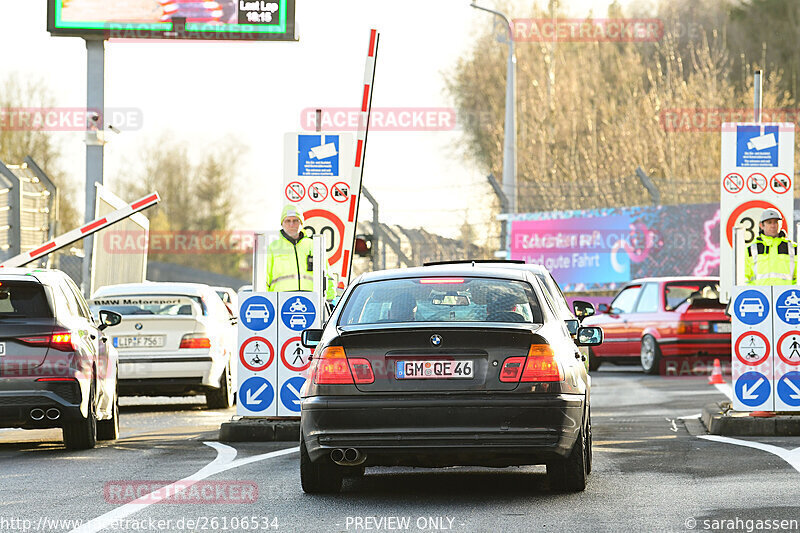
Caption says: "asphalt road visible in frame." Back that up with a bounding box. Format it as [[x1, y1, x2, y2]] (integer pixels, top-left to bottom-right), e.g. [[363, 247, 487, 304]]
[[1, 368, 799, 533]]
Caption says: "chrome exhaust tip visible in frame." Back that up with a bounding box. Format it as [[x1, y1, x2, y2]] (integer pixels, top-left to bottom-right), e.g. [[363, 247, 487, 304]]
[[30, 408, 45, 421], [46, 408, 61, 420], [344, 448, 361, 463], [330, 448, 345, 464]]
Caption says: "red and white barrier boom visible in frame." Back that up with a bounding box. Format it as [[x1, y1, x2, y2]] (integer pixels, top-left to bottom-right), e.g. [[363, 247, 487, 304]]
[[0, 192, 160, 268], [343, 28, 379, 283]]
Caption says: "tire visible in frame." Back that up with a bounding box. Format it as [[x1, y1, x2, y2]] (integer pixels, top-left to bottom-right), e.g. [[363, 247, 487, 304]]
[[585, 411, 593, 475], [63, 384, 97, 450], [640, 335, 661, 375], [588, 348, 601, 371], [96, 386, 119, 441], [547, 426, 588, 492], [206, 361, 235, 409], [300, 437, 343, 494]]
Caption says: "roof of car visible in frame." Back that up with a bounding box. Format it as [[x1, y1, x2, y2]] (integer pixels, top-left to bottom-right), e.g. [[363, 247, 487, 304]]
[[624, 276, 720, 285], [357, 265, 531, 283], [0, 268, 70, 284], [92, 281, 213, 298]]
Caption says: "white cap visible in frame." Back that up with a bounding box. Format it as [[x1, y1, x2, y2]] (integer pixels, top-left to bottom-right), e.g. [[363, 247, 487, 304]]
[[760, 208, 782, 223]]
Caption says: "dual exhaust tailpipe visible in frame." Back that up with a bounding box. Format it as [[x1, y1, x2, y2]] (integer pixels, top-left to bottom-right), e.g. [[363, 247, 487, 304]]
[[330, 448, 366, 466], [30, 408, 60, 421]]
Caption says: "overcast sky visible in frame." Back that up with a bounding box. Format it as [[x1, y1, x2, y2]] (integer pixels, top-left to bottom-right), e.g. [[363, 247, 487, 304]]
[[0, 0, 623, 240]]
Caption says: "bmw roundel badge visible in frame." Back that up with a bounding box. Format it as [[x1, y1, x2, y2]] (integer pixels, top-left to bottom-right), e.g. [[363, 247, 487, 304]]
[[430, 334, 442, 346], [134, 323, 143, 330]]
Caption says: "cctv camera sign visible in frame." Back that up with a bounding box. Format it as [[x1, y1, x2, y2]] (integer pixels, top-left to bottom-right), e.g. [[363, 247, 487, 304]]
[[719, 122, 794, 304]]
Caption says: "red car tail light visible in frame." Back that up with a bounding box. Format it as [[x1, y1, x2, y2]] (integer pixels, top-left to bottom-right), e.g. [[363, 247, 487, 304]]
[[19, 331, 75, 352], [521, 344, 562, 382], [180, 334, 211, 349], [35, 377, 77, 382], [348, 358, 375, 384], [500, 356, 526, 382], [314, 346, 354, 384], [677, 321, 711, 334]]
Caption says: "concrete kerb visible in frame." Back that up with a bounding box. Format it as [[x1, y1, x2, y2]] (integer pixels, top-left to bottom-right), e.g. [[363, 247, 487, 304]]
[[701, 402, 800, 436], [219, 417, 300, 442]]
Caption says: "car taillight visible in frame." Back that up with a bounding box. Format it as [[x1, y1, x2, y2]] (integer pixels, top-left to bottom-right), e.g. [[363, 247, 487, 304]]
[[314, 346, 355, 384], [677, 321, 710, 334], [500, 356, 526, 382], [19, 332, 75, 352], [180, 334, 211, 349], [349, 358, 375, 384], [500, 345, 562, 383]]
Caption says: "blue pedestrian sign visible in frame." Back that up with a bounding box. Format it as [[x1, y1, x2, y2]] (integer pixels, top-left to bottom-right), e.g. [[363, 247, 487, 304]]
[[239, 376, 274, 412], [734, 371, 772, 408], [736, 125, 778, 168], [279, 376, 306, 413], [240, 295, 275, 331], [775, 289, 800, 324], [777, 372, 800, 407], [281, 296, 316, 331], [733, 290, 770, 325], [297, 134, 340, 177]]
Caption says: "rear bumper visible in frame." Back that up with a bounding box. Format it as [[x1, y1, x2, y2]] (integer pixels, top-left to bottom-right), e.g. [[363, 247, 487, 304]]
[[118, 350, 228, 392], [301, 393, 585, 467], [0, 380, 85, 429]]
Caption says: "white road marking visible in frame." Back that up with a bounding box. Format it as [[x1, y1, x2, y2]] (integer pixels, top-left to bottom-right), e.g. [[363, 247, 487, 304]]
[[678, 413, 702, 420], [698, 435, 800, 474], [713, 382, 733, 401], [70, 443, 298, 533]]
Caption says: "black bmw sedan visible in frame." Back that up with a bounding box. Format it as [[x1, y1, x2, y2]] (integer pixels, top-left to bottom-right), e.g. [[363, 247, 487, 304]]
[[299, 265, 603, 493]]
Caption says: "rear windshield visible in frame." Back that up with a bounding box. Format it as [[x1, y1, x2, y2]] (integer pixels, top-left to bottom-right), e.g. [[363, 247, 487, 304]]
[[89, 295, 205, 316], [664, 281, 720, 310], [0, 281, 52, 318], [339, 277, 543, 325]]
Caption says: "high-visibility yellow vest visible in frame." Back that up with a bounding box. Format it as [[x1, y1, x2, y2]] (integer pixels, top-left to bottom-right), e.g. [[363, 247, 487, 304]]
[[266, 231, 314, 292], [745, 232, 797, 285]]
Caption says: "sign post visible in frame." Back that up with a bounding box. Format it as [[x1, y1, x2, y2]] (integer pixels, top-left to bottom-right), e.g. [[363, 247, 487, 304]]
[[719, 122, 795, 303]]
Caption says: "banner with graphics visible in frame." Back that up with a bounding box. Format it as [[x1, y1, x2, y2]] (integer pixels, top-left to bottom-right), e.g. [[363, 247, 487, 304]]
[[508, 203, 722, 291]]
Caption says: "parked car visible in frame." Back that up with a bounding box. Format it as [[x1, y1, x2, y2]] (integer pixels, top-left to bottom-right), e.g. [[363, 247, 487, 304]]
[[581, 277, 730, 374], [89, 282, 237, 409], [298, 265, 603, 493], [0, 268, 122, 449]]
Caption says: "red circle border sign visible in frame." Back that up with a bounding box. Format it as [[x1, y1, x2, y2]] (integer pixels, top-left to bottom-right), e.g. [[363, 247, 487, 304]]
[[734, 331, 770, 366], [240, 336, 275, 372], [777, 330, 800, 366], [280, 336, 312, 372], [726, 201, 787, 247]]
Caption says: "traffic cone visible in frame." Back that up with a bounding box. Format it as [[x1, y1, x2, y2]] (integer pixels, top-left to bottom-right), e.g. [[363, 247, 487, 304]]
[[708, 358, 725, 384]]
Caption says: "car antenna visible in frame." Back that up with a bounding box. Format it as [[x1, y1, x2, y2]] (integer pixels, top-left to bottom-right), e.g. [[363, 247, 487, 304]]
[[471, 260, 475, 267]]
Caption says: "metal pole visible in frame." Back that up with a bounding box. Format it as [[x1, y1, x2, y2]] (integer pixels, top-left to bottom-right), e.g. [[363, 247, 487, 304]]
[[754, 70, 762, 123], [471, 2, 517, 214], [733, 226, 744, 286], [252, 233, 267, 292], [81, 38, 105, 297]]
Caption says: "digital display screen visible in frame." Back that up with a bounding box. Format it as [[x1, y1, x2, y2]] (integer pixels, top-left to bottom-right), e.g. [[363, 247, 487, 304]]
[[47, 0, 296, 41]]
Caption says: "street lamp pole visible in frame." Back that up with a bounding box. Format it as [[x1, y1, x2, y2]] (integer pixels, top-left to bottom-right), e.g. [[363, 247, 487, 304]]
[[470, 2, 517, 214]]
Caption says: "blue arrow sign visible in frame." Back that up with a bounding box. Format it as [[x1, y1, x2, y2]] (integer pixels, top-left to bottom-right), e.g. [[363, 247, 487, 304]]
[[734, 371, 771, 407], [777, 371, 800, 407], [240, 295, 275, 331], [733, 290, 770, 326], [279, 376, 306, 413], [239, 376, 274, 412], [775, 289, 800, 325], [281, 296, 316, 331]]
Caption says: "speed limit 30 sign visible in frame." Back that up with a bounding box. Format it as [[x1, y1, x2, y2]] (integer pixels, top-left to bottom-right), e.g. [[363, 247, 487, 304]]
[[720, 122, 795, 303]]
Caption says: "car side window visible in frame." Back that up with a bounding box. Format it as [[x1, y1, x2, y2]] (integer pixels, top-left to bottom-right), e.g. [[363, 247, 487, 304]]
[[635, 283, 659, 313], [49, 283, 73, 318], [611, 286, 642, 314], [64, 278, 92, 319]]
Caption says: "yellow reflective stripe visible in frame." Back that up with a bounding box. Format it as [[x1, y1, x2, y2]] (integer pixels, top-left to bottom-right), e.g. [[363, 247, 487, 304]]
[[754, 272, 792, 280], [750, 243, 759, 277]]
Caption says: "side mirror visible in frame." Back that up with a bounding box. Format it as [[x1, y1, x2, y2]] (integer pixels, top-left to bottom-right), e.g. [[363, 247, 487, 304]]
[[597, 303, 610, 314], [565, 318, 579, 337], [301, 329, 323, 348], [98, 310, 122, 331], [573, 300, 595, 320], [576, 326, 603, 346]]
